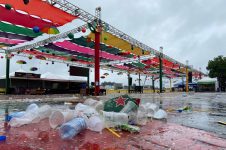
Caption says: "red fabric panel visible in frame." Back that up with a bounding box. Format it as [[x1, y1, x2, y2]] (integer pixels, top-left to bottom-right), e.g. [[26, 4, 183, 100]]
[[0, 6, 54, 28], [0, 0, 76, 26], [22, 50, 93, 65]]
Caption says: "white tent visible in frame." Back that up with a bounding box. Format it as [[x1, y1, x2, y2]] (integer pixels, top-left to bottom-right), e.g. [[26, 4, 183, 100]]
[[197, 77, 217, 84]]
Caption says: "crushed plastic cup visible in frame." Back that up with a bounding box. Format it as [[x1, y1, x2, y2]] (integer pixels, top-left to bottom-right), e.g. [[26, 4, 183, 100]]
[[136, 105, 148, 126], [8, 111, 26, 121], [87, 116, 104, 132], [9, 104, 41, 127], [94, 101, 104, 113], [9, 117, 31, 127], [101, 111, 129, 127], [49, 110, 75, 129], [74, 103, 98, 118], [120, 101, 137, 114], [153, 109, 167, 119], [59, 117, 87, 140], [143, 103, 159, 117], [83, 98, 98, 107], [26, 103, 39, 113], [38, 105, 52, 120]]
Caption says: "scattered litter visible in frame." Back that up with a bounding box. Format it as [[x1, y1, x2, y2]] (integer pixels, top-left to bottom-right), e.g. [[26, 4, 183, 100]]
[[59, 117, 87, 140], [118, 124, 140, 133], [153, 109, 167, 119], [0, 135, 6, 141], [217, 121, 226, 125], [106, 128, 121, 138]]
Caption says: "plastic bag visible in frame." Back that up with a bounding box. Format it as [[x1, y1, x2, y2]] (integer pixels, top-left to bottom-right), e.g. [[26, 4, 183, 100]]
[[153, 109, 167, 119]]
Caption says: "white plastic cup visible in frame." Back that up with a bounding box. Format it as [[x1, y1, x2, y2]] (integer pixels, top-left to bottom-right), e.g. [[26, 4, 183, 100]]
[[136, 105, 148, 125], [101, 111, 128, 127], [87, 116, 104, 132], [38, 105, 52, 120], [83, 98, 98, 106], [120, 101, 137, 114], [49, 110, 75, 129]]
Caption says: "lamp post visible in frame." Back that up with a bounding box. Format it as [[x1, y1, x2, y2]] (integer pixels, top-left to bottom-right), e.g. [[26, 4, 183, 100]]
[[159, 46, 163, 93], [186, 60, 189, 93], [5, 51, 10, 95]]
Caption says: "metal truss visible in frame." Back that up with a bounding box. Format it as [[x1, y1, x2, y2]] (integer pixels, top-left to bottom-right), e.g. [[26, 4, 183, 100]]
[[46, 0, 187, 68], [4, 0, 201, 74]]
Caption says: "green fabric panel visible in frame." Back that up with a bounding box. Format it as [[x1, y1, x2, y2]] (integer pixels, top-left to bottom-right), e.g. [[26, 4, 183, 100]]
[[131, 62, 146, 68], [76, 55, 93, 62], [197, 82, 215, 85], [36, 47, 69, 56], [0, 22, 42, 37]]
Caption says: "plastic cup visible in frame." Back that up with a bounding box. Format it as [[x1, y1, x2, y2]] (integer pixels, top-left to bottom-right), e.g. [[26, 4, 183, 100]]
[[49, 110, 74, 129], [87, 116, 104, 132], [120, 101, 137, 114], [101, 111, 128, 127]]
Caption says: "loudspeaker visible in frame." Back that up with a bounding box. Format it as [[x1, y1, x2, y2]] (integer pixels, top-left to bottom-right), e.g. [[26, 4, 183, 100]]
[[188, 72, 192, 83], [91, 82, 94, 86], [129, 77, 132, 86]]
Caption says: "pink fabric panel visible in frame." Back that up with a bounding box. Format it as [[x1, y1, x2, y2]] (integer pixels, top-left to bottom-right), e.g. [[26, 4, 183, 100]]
[[54, 40, 125, 61], [0, 6, 55, 29], [0, 37, 26, 44], [114, 65, 130, 70]]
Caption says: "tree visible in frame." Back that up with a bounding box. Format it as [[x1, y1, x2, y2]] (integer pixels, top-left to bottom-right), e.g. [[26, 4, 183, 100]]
[[206, 55, 226, 91]]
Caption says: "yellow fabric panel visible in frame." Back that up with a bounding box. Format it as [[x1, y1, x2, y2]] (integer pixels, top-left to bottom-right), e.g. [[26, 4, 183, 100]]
[[88, 32, 150, 56], [0, 45, 6, 48]]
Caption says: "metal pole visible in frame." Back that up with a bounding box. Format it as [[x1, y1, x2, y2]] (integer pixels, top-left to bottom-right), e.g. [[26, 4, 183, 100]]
[[5, 52, 10, 95], [128, 73, 130, 93], [94, 31, 100, 96], [152, 76, 155, 93], [186, 60, 189, 93], [159, 46, 163, 93]]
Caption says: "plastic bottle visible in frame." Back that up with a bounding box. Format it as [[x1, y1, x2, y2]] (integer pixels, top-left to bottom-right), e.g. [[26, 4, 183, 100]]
[[101, 111, 128, 127], [59, 117, 87, 140]]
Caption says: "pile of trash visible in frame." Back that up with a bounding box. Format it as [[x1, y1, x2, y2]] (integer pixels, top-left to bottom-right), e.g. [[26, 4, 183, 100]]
[[6, 95, 167, 140]]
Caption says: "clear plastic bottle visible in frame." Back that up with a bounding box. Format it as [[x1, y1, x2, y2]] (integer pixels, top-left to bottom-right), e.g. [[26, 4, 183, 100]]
[[59, 118, 87, 140]]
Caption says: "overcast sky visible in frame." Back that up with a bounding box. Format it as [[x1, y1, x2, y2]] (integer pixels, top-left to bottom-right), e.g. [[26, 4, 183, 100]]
[[1, 0, 226, 86]]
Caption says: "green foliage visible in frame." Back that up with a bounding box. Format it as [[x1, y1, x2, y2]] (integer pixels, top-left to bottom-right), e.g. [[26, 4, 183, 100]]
[[206, 55, 226, 78], [206, 55, 226, 89]]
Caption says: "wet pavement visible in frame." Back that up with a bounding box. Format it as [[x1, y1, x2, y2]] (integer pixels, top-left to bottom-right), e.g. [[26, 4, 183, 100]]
[[0, 92, 226, 149]]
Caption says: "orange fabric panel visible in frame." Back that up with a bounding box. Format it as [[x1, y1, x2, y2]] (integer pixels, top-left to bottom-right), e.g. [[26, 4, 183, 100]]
[[0, 0, 76, 26]]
